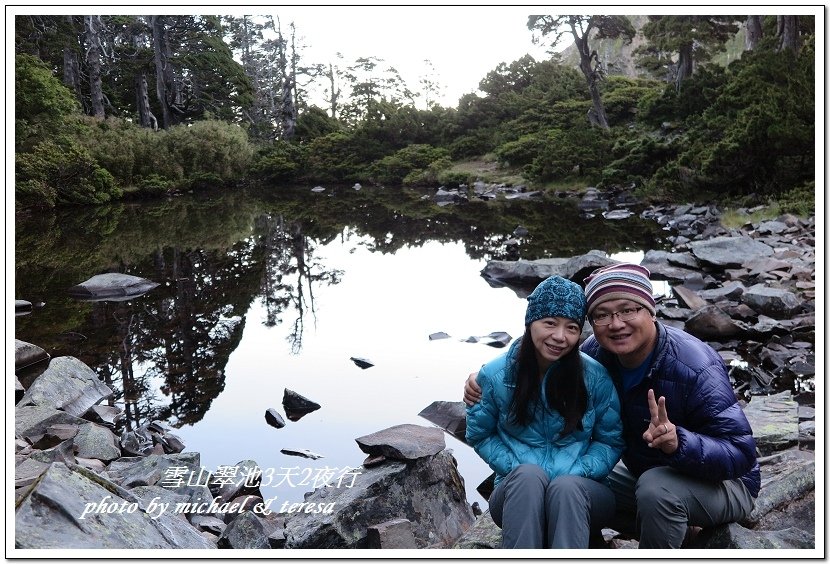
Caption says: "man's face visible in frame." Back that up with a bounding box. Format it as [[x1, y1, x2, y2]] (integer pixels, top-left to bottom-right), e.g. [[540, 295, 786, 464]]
[[590, 298, 657, 368]]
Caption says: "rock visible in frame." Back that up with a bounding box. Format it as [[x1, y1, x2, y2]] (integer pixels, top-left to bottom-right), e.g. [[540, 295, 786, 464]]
[[15, 404, 87, 438], [742, 284, 802, 318], [698, 281, 746, 302], [66, 272, 160, 301], [743, 391, 799, 454], [452, 511, 502, 549], [692, 523, 814, 549], [428, 332, 451, 340], [311, 186, 325, 192], [83, 404, 123, 427], [417, 401, 467, 443], [283, 450, 474, 548], [477, 331, 512, 348], [480, 252, 620, 295], [265, 408, 286, 429], [120, 425, 155, 456], [73, 423, 122, 462], [480, 258, 569, 291], [603, 209, 635, 220], [191, 514, 227, 535], [671, 285, 708, 310], [355, 424, 446, 461], [16, 376, 25, 402], [282, 389, 321, 421], [211, 459, 263, 503], [745, 450, 814, 526], [367, 518, 418, 549], [105, 452, 202, 490], [15, 457, 51, 488], [350, 356, 374, 369], [15, 339, 50, 372], [280, 448, 324, 460], [15, 462, 215, 549], [688, 236, 774, 268], [683, 304, 745, 340], [219, 510, 270, 549], [17, 356, 113, 417]]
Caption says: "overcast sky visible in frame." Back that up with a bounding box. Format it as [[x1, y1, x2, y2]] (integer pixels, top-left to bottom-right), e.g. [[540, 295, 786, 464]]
[[268, 6, 560, 108]]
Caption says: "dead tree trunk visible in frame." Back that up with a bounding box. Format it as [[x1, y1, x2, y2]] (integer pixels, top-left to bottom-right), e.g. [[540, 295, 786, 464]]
[[84, 15, 105, 119]]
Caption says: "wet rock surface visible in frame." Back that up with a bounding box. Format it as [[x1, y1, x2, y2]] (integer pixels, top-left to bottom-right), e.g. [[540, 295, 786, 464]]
[[66, 272, 160, 301]]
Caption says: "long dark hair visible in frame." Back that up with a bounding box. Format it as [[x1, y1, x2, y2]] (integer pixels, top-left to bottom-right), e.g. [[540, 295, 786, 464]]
[[508, 328, 588, 437]]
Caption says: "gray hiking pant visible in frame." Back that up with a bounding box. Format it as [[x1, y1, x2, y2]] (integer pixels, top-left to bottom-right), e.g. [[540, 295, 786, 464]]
[[488, 464, 616, 549], [608, 462, 756, 548]]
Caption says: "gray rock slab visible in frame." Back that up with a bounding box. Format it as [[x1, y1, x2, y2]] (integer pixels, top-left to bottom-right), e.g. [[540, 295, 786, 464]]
[[688, 236, 774, 268], [15, 462, 215, 549], [355, 424, 446, 460], [452, 511, 502, 549], [284, 450, 474, 549], [15, 405, 87, 437], [219, 510, 270, 549], [105, 452, 202, 490], [74, 423, 122, 462], [67, 272, 160, 301], [367, 518, 418, 549], [684, 304, 745, 340], [745, 450, 815, 526], [213, 459, 263, 503], [693, 522, 814, 549], [15, 339, 50, 371], [744, 391, 799, 455], [742, 284, 802, 318], [265, 408, 286, 429], [17, 356, 113, 417], [417, 401, 467, 443]]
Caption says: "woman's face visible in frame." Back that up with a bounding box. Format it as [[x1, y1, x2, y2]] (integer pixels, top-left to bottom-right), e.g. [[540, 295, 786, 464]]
[[529, 316, 582, 373]]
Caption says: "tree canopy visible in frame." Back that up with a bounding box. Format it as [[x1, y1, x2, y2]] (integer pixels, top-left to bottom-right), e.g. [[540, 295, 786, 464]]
[[14, 12, 816, 213]]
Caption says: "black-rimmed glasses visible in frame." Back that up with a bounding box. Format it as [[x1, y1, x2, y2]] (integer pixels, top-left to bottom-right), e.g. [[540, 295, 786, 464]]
[[591, 306, 644, 326]]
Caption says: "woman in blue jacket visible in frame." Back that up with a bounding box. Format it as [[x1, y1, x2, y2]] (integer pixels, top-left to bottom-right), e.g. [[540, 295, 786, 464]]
[[466, 276, 624, 549]]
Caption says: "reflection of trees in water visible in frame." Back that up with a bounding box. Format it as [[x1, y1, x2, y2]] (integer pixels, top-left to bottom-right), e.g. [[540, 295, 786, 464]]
[[15, 186, 671, 434], [81, 243, 261, 430], [257, 214, 343, 354]]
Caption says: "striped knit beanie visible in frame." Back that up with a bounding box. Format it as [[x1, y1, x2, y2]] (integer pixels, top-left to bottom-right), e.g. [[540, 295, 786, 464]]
[[524, 276, 587, 326], [583, 263, 656, 318]]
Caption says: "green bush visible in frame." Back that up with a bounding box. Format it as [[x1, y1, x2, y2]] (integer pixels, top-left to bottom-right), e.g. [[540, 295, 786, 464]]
[[494, 133, 545, 168], [15, 54, 81, 152], [162, 120, 254, 182], [250, 141, 306, 182], [16, 140, 121, 207], [295, 106, 342, 143], [304, 131, 365, 183], [438, 170, 473, 187], [774, 181, 815, 216], [368, 144, 451, 186], [527, 128, 611, 182], [134, 174, 176, 198], [602, 135, 679, 186]]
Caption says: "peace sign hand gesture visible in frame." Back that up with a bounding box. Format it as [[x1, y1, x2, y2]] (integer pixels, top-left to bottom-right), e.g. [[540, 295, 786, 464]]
[[643, 389, 678, 454]]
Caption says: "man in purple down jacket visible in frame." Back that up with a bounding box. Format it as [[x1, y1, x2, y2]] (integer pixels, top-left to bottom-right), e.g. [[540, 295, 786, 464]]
[[465, 263, 761, 549]]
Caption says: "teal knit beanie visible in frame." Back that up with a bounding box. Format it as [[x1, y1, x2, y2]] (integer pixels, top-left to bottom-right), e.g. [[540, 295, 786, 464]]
[[524, 276, 587, 326]]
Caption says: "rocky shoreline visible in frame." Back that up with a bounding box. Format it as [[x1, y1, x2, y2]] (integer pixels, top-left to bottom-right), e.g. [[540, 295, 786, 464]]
[[14, 192, 817, 551]]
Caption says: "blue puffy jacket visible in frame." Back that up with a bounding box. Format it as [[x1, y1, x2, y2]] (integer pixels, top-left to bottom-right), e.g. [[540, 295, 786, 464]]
[[466, 340, 624, 487], [581, 322, 761, 497]]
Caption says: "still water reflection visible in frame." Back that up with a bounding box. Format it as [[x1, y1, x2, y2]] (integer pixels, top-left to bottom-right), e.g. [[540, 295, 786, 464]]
[[14, 185, 670, 507]]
